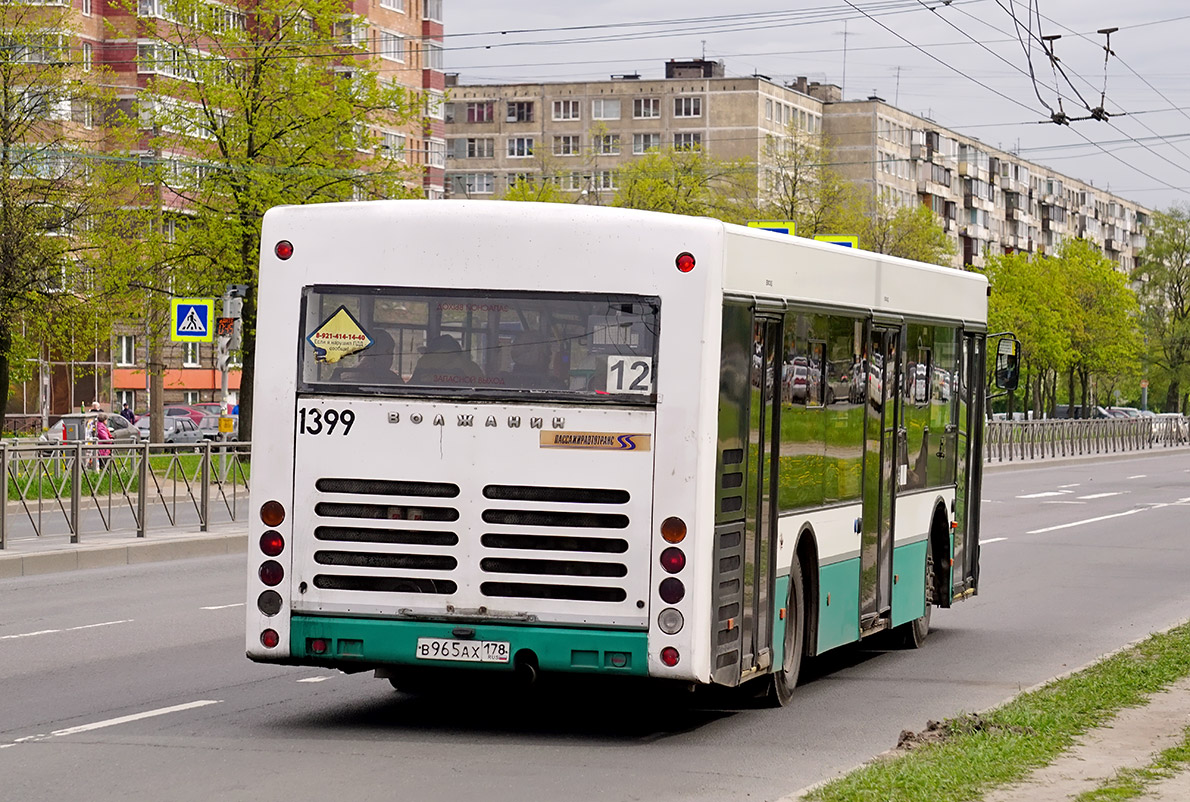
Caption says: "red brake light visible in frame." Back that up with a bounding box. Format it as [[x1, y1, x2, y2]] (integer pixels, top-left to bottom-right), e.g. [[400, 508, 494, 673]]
[[260, 531, 285, 557], [310, 638, 329, 655], [675, 252, 696, 273], [660, 547, 686, 574], [660, 647, 680, 667], [260, 629, 280, 648], [259, 560, 284, 587], [275, 240, 294, 260]]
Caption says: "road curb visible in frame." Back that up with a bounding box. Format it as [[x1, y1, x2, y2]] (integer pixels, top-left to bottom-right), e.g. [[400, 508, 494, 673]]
[[985, 446, 1190, 472], [776, 615, 1190, 802], [0, 532, 247, 578]]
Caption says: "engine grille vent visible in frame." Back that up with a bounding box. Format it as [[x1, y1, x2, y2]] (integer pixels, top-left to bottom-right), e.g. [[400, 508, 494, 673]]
[[315, 478, 459, 497]]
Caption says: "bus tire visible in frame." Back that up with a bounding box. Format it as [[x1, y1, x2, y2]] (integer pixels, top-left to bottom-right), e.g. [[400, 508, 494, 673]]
[[896, 551, 933, 649], [767, 557, 806, 707]]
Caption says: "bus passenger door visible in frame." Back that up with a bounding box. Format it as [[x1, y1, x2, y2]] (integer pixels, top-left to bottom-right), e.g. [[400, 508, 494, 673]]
[[952, 332, 986, 601], [742, 316, 781, 677], [860, 325, 900, 624]]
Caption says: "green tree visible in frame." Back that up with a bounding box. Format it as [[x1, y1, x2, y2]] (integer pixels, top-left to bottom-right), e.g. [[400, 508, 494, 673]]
[[0, 2, 135, 409], [611, 147, 754, 223], [500, 176, 570, 203], [755, 129, 850, 238], [1135, 206, 1190, 413], [1059, 239, 1141, 411], [841, 192, 955, 266], [128, 0, 423, 439], [982, 251, 1073, 416]]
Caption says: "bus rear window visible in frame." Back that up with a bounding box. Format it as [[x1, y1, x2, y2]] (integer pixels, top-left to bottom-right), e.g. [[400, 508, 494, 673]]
[[299, 287, 660, 402]]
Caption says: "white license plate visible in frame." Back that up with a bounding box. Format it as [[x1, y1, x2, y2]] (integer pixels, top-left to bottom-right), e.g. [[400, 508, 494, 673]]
[[415, 637, 511, 664]]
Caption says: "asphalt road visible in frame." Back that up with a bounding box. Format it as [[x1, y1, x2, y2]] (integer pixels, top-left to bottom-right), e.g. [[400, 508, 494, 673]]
[[1, 451, 1187, 802]]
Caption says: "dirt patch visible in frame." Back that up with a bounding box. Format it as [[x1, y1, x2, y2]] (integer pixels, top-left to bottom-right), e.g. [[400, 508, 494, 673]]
[[896, 713, 1033, 751]]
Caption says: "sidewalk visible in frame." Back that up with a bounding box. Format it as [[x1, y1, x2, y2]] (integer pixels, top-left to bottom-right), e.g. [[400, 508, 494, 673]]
[[983, 677, 1190, 802], [0, 522, 247, 578]]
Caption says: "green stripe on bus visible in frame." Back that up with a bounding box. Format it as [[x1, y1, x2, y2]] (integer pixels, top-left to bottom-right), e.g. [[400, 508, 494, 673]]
[[289, 616, 648, 677], [818, 558, 861, 653], [891, 540, 929, 627]]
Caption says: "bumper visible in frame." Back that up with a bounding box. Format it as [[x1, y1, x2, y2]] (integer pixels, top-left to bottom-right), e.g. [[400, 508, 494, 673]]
[[287, 615, 649, 677]]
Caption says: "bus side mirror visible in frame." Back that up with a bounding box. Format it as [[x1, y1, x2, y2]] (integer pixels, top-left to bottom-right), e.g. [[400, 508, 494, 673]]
[[994, 336, 1021, 391]]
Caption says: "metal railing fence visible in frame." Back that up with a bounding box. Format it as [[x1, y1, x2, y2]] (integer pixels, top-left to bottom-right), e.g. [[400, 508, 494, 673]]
[[984, 417, 1189, 463], [0, 440, 250, 549]]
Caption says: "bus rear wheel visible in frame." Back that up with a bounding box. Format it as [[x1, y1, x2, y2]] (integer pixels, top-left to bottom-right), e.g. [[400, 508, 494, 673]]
[[767, 558, 806, 707]]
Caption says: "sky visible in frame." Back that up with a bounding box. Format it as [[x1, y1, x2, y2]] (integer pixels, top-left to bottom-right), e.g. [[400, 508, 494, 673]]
[[441, 0, 1190, 210]]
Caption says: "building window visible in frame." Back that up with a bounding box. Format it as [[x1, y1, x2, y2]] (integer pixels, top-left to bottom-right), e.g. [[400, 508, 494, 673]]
[[378, 30, 405, 61], [427, 138, 445, 168], [117, 390, 135, 411], [507, 137, 534, 158], [82, 0, 92, 14], [424, 0, 443, 21], [555, 172, 582, 191], [380, 131, 406, 159], [424, 42, 444, 71], [594, 134, 620, 155], [184, 391, 200, 405], [633, 133, 660, 154], [633, 98, 659, 119], [674, 97, 702, 117], [765, 98, 773, 121], [379, 0, 405, 10], [553, 135, 580, 156], [454, 137, 493, 158], [591, 99, 620, 120], [506, 101, 534, 123], [81, 41, 92, 71], [183, 342, 201, 367], [594, 170, 618, 190], [450, 173, 495, 195], [117, 335, 135, 366], [552, 100, 580, 121], [463, 101, 494, 124], [673, 132, 702, 150]]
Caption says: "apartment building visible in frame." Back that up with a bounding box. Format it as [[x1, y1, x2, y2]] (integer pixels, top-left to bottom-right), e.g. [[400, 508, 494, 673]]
[[443, 59, 827, 204], [444, 59, 1149, 272], [827, 98, 1148, 270], [5, 0, 446, 427]]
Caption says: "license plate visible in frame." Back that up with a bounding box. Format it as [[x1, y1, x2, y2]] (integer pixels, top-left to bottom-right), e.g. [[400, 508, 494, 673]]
[[415, 637, 510, 664]]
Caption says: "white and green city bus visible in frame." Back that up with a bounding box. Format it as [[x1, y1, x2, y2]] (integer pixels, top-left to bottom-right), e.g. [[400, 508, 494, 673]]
[[246, 201, 1016, 704]]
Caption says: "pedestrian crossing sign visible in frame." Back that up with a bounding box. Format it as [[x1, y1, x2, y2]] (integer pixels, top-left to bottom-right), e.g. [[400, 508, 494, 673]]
[[171, 298, 215, 342]]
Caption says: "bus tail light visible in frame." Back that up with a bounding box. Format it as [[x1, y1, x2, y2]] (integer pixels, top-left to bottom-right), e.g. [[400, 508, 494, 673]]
[[275, 240, 294, 260], [260, 531, 284, 557], [261, 629, 280, 648], [660, 647, 680, 667], [675, 252, 696, 273], [660, 517, 687, 543], [259, 560, 284, 586], [658, 608, 684, 635], [659, 577, 685, 604], [660, 547, 685, 574], [309, 638, 329, 655], [257, 590, 282, 616], [260, 500, 285, 527]]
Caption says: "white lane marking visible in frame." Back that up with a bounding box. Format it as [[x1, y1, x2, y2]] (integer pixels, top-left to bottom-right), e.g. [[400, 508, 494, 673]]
[[297, 677, 330, 683], [201, 603, 245, 610], [0, 620, 132, 641], [50, 700, 222, 738], [1026, 500, 1190, 534], [1043, 501, 1086, 505], [1017, 491, 1067, 498], [1058, 483, 1081, 488], [981, 537, 1008, 544], [1127, 475, 1147, 480], [1078, 492, 1124, 500], [2, 700, 222, 748]]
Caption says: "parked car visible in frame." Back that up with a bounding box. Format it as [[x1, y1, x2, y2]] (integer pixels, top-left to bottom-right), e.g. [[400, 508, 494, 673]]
[[198, 414, 239, 441], [1106, 406, 1142, 418], [190, 402, 229, 417], [164, 405, 206, 425], [135, 415, 205, 444], [38, 412, 140, 453], [1153, 412, 1189, 444]]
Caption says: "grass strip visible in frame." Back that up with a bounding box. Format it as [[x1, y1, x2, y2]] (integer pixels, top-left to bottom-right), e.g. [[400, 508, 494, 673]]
[[1074, 726, 1190, 802], [804, 621, 1190, 802]]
